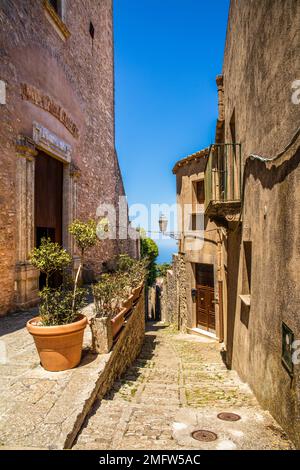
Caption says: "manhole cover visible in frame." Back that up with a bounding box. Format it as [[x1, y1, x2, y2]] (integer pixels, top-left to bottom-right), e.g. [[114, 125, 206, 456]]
[[217, 412, 241, 422], [191, 430, 218, 442]]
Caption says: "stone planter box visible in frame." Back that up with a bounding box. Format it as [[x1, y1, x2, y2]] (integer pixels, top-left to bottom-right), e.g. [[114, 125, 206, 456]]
[[90, 287, 144, 355], [90, 316, 113, 354], [132, 283, 144, 303], [121, 294, 134, 313], [111, 307, 126, 338]]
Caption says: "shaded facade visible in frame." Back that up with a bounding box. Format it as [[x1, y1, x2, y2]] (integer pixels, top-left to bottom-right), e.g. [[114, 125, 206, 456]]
[[170, 150, 224, 340], [0, 0, 138, 315], [164, 0, 300, 446]]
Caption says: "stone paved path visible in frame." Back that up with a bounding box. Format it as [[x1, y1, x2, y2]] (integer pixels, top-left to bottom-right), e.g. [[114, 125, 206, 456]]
[[0, 304, 109, 450], [73, 323, 294, 450]]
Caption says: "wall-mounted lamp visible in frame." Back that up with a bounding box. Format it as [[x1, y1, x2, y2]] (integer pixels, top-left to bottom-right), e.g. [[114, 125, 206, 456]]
[[158, 214, 168, 234]]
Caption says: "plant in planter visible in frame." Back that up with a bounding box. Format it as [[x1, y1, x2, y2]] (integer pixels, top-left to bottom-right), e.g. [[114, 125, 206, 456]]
[[116, 254, 146, 304], [116, 253, 135, 273], [117, 255, 147, 301], [93, 274, 121, 319], [69, 219, 98, 308], [131, 258, 147, 289], [91, 273, 126, 353], [117, 272, 134, 312], [27, 238, 88, 372]]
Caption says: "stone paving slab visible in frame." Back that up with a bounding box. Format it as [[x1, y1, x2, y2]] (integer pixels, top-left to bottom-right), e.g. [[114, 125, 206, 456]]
[[0, 304, 112, 450], [74, 323, 295, 450]]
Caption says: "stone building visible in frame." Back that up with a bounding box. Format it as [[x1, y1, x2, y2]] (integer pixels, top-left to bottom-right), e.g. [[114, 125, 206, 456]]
[[163, 0, 300, 446], [0, 0, 138, 316], [168, 149, 224, 339]]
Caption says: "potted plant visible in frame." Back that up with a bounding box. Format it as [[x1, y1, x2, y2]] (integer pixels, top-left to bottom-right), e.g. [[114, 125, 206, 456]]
[[27, 238, 88, 372], [92, 273, 126, 349], [131, 259, 147, 302], [117, 272, 134, 312], [27, 219, 101, 372], [116, 254, 140, 308]]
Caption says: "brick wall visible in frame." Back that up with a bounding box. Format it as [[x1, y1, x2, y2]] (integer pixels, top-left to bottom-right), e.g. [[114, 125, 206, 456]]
[[0, 0, 137, 314]]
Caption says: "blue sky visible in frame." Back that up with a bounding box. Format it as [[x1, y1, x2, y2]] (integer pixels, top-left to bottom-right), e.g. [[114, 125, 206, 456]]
[[114, 0, 230, 262]]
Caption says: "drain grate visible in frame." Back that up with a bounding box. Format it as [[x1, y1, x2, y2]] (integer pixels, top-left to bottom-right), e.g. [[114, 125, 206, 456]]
[[217, 412, 241, 422], [191, 430, 218, 442]]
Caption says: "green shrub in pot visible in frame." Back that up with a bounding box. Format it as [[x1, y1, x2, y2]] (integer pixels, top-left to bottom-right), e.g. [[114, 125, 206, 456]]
[[93, 273, 121, 319]]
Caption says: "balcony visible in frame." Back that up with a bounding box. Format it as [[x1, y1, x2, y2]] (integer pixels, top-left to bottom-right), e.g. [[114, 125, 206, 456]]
[[204, 143, 242, 223]]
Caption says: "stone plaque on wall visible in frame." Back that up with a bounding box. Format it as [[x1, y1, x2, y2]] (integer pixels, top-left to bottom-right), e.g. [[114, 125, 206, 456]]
[[33, 122, 72, 163]]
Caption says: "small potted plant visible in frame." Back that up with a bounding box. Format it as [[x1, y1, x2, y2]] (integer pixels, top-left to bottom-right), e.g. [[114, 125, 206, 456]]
[[92, 274, 126, 351], [26, 238, 88, 372]]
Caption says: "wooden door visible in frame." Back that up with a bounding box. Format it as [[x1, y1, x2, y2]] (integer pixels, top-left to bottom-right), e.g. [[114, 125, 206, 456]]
[[35, 151, 63, 287], [196, 264, 215, 332]]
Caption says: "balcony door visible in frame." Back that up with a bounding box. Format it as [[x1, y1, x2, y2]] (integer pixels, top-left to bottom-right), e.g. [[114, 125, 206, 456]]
[[196, 263, 216, 332]]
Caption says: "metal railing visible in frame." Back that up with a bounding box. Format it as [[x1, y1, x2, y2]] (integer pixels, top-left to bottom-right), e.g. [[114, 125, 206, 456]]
[[204, 143, 242, 212]]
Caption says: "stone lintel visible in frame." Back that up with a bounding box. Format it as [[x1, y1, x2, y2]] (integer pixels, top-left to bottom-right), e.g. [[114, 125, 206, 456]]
[[70, 162, 81, 179], [33, 121, 72, 164], [16, 135, 38, 160]]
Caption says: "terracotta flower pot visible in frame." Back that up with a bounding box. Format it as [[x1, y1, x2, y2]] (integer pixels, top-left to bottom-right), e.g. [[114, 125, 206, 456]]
[[27, 314, 87, 372], [111, 308, 126, 338], [121, 294, 134, 313], [132, 283, 144, 302]]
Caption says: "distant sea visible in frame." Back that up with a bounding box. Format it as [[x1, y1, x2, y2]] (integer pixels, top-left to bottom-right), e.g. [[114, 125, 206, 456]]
[[156, 239, 178, 264]]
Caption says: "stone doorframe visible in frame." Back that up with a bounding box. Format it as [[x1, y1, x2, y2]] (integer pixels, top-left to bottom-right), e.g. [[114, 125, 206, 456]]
[[15, 123, 80, 310]]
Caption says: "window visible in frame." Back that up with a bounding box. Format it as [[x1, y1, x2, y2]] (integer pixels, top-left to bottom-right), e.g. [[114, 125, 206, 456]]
[[282, 322, 294, 376], [190, 180, 205, 231], [89, 22, 95, 40], [243, 241, 252, 293], [192, 180, 205, 210], [49, 0, 62, 18], [44, 0, 70, 40], [240, 241, 252, 326], [230, 108, 236, 143], [191, 214, 202, 231], [196, 180, 205, 205]]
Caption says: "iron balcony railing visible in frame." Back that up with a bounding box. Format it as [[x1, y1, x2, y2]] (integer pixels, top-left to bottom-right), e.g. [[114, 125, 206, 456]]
[[204, 143, 242, 212]]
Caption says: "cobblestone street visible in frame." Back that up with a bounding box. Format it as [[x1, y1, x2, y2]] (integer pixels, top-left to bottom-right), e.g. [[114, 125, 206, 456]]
[[73, 323, 294, 450]]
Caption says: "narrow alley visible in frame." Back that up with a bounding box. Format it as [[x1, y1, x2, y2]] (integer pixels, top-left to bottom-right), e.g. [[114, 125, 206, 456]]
[[73, 324, 294, 450]]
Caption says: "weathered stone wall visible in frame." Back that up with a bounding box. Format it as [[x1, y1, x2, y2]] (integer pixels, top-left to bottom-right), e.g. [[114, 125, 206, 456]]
[[223, 0, 300, 447], [0, 1, 137, 315], [161, 269, 177, 325], [65, 291, 145, 448], [93, 292, 145, 400], [161, 254, 188, 331]]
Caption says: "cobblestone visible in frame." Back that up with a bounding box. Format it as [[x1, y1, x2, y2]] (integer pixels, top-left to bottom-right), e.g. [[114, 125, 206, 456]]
[[73, 323, 295, 450]]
